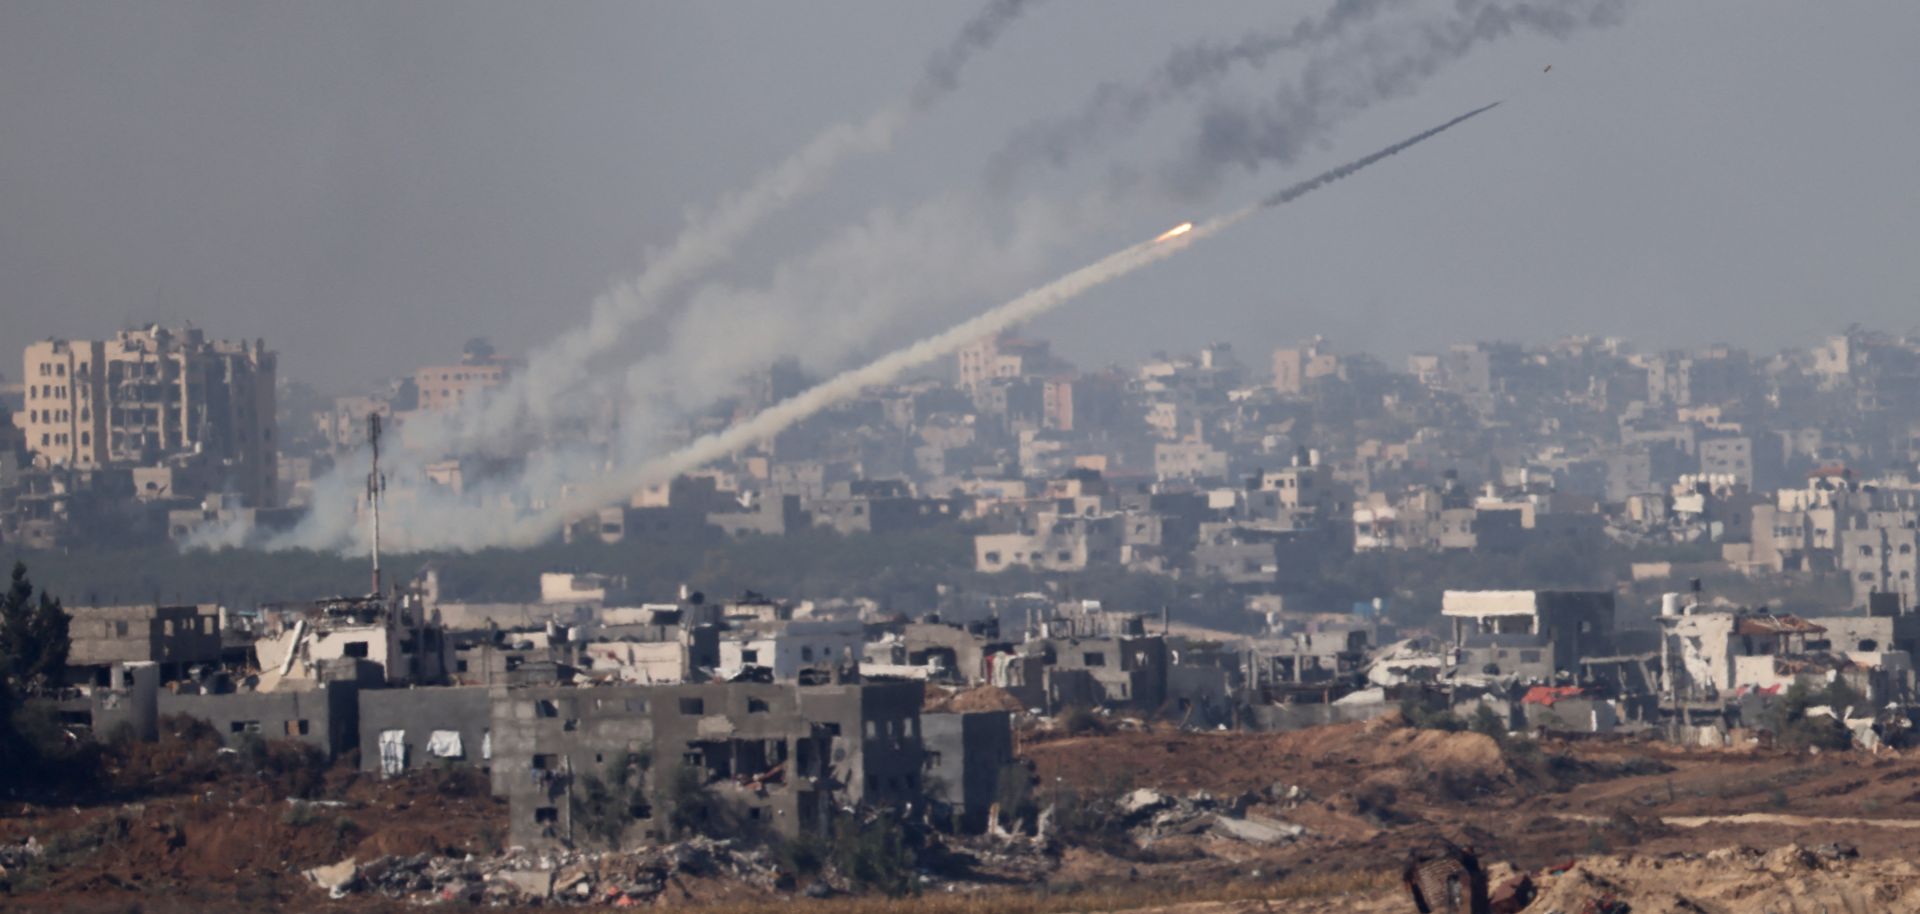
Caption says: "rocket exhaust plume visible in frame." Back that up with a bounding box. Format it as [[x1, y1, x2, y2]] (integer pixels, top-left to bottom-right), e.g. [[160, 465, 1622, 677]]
[[1260, 102, 1498, 209], [408, 0, 1050, 457], [538, 104, 1499, 528], [239, 0, 1057, 553]]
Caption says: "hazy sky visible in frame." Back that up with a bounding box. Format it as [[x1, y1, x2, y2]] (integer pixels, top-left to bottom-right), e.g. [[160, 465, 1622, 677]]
[[3, 1, 1918, 393]]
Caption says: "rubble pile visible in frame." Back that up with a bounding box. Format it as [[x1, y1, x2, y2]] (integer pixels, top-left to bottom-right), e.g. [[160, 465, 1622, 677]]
[[305, 835, 782, 905], [1083, 786, 1307, 848]]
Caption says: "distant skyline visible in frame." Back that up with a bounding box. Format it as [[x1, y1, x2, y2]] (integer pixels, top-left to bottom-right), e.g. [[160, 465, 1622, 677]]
[[4, 1, 1919, 395]]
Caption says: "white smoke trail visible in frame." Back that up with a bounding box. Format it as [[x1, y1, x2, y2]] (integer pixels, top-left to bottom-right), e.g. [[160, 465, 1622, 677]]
[[533, 102, 1499, 534], [231, 1, 1054, 553], [539, 224, 1211, 532], [240, 0, 1615, 556], [407, 0, 1054, 457]]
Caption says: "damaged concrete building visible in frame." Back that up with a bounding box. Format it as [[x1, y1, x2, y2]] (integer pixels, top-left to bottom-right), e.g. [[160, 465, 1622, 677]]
[[64, 603, 223, 685], [989, 605, 1169, 713], [489, 678, 936, 848], [1441, 590, 1615, 680], [252, 592, 451, 690]]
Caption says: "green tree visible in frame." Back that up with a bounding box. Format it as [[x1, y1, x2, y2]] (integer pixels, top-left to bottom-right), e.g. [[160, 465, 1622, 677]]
[[0, 562, 83, 794], [0, 562, 71, 695]]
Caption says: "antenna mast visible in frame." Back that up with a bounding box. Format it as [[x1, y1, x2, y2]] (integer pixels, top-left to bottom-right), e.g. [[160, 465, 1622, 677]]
[[368, 413, 384, 596]]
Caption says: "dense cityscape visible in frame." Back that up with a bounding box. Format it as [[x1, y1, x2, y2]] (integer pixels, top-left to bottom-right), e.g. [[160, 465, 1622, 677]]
[[8, 323, 1920, 909], [6, 1, 1920, 912]]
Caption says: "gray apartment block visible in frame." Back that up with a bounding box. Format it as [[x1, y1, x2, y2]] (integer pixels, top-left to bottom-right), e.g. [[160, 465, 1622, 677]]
[[921, 711, 1013, 832], [66, 604, 222, 683], [157, 682, 358, 757], [358, 685, 494, 776], [489, 679, 925, 850]]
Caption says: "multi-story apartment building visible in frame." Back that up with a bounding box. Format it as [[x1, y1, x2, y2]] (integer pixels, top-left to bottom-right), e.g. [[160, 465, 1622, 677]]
[[411, 348, 513, 412], [21, 326, 277, 505]]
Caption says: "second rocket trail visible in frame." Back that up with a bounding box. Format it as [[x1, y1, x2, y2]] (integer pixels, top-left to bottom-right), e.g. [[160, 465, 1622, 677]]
[[535, 102, 1502, 534]]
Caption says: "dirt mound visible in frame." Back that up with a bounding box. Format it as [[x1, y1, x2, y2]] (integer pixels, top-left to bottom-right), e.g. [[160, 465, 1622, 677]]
[[1525, 846, 1920, 913], [932, 685, 1027, 714]]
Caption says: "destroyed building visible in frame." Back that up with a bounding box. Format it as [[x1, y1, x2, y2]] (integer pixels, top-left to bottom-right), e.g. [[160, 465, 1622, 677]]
[[252, 592, 450, 690], [489, 679, 930, 848], [989, 604, 1169, 713], [1441, 590, 1615, 680]]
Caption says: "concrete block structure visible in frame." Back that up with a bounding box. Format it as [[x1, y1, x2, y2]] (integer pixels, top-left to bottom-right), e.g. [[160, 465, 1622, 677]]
[[1442, 590, 1615, 679], [157, 682, 358, 757], [21, 326, 277, 506], [65, 603, 223, 684], [358, 685, 493, 776], [489, 679, 925, 849], [921, 711, 1014, 832]]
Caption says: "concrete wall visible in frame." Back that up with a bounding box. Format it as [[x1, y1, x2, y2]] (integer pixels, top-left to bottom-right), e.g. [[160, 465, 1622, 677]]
[[922, 711, 1012, 833], [358, 685, 493, 775], [67, 604, 221, 675], [158, 683, 356, 757], [1243, 700, 1396, 732]]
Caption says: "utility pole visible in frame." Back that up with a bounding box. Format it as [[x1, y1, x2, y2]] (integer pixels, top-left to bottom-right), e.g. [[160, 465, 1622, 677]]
[[368, 413, 384, 597]]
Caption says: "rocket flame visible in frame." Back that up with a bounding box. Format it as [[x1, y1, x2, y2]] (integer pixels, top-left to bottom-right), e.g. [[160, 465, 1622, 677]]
[[1154, 222, 1195, 243]]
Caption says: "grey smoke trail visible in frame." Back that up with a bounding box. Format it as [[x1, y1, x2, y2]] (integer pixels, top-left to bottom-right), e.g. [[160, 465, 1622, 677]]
[[535, 104, 1499, 532], [1168, 0, 1625, 195], [916, 0, 1049, 110], [1259, 101, 1498, 207], [987, 0, 1409, 188]]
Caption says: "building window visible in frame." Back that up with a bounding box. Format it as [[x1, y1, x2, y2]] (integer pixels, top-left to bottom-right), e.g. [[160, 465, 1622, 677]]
[[679, 697, 704, 715], [1083, 652, 1106, 667], [230, 720, 262, 734], [534, 807, 558, 824], [342, 641, 370, 658], [285, 720, 310, 736], [748, 698, 769, 713], [532, 754, 558, 771]]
